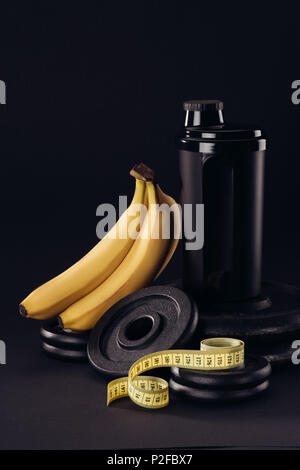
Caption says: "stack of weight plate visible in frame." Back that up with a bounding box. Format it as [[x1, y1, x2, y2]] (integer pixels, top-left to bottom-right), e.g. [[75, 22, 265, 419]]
[[40, 318, 90, 361], [170, 354, 272, 401]]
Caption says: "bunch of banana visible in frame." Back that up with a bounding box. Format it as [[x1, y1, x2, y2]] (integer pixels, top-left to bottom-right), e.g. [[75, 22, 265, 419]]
[[19, 163, 181, 330]]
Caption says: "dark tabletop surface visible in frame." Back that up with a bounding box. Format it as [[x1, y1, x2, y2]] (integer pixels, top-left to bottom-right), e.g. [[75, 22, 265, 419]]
[[1, 229, 300, 450]]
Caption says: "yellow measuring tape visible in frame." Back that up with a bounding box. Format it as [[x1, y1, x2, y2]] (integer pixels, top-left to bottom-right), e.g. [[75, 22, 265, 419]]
[[107, 338, 244, 409]]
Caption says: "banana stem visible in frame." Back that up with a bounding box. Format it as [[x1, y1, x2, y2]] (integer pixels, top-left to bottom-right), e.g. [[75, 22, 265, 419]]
[[130, 163, 155, 182]]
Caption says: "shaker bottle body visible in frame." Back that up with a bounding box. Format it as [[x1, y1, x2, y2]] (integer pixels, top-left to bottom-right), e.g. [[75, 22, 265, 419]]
[[178, 100, 266, 304]]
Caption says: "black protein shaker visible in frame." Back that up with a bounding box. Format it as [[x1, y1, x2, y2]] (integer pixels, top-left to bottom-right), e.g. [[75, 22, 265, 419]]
[[178, 100, 300, 365], [179, 100, 266, 303]]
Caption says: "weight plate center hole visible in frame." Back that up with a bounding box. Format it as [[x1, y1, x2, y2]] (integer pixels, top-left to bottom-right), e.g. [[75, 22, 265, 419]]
[[125, 316, 154, 341]]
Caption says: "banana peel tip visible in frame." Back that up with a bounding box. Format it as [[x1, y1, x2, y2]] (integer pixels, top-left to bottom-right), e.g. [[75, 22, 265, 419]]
[[57, 316, 64, 329], [19, 304, 27, 317]]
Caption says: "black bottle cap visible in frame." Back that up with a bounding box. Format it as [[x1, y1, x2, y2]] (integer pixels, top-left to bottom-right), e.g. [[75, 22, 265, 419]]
[[183, 100, 224, 112], [183, 99, 224, 127]]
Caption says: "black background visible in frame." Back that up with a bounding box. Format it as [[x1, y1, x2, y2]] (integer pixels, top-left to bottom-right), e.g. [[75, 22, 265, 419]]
[[1, 1, 300, 450]]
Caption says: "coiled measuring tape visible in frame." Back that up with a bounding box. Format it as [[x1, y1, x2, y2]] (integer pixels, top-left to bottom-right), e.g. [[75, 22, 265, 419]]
[[107, 338, 244, 409]]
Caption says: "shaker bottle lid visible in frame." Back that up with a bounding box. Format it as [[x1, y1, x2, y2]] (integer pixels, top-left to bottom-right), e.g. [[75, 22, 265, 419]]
[[179, 99, 266, 152]]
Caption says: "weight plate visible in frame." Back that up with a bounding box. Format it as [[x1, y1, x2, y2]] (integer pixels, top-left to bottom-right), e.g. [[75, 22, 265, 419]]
[[170, 354, 271, 389], [41, 342, 87, 361], [248, 339, 298, 368], [198, 281, 300, 339], [40, 318, 90, 350], [87, 285, 199, 377], [169, 377, 270, 402], [170, 280, 300, 365]]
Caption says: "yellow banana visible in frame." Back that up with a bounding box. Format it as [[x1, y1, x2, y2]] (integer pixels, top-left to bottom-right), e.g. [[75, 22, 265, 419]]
[[19, 175, 146, 320], [155, 184, 181, 278], [59, 181, 173, 330]]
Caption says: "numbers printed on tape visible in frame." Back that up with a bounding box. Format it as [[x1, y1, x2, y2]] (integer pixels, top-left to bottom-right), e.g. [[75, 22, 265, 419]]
[[107, 338, 244, 409]]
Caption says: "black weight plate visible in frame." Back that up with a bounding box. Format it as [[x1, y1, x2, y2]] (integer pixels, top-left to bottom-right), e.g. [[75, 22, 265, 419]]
[[198, 281, 300, 340], [88, 285, 199, 377], [169, 377, 270, 402], [41, 342, 87, 361], [40, 318, 90, 350], [170, 354, 271, 389], [248, 339, 297, 368], [170, 280, 300, 365]]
